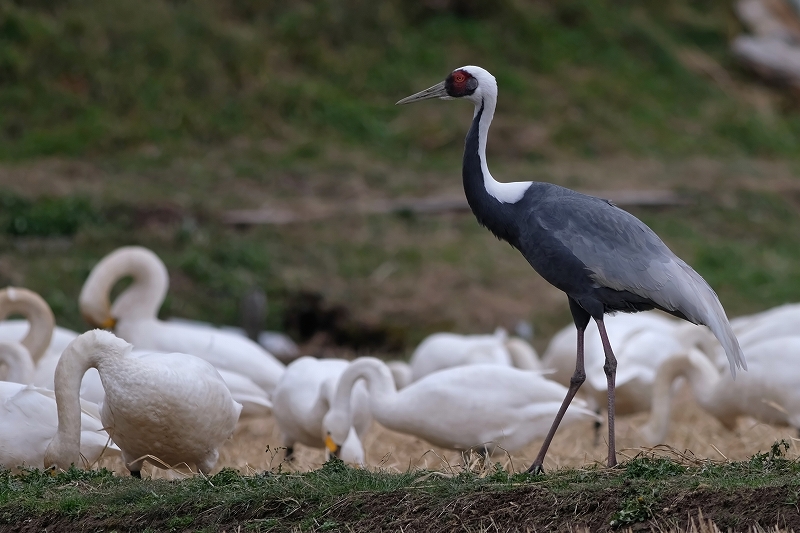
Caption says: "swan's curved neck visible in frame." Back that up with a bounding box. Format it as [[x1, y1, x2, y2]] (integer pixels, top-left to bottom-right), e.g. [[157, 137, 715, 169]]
[[45, 339, 107, 469], [505, 339, 539, 370], [82, 249, 168, 321], [332, 357, 398, 426], [0, 342, 35, 383], [0, 288, 54, 363], [646, 350, 719, 442]]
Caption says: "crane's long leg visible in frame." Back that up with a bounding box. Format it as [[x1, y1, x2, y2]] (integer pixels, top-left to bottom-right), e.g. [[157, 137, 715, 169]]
[[527, 324, 587, 474], [595, 318, 618, 468]]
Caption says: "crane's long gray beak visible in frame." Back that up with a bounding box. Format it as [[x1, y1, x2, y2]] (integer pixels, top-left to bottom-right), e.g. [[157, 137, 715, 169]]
[[396, 81, 448, 105]]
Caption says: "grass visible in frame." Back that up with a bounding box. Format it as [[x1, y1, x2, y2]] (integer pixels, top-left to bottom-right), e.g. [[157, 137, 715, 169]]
[[2, 450, 800, 532], [0, 180, 798, 352], [1, 1, 800, 349], [2, 0, 800, 164]]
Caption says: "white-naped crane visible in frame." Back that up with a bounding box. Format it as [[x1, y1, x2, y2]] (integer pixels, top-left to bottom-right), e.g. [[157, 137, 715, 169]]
[[397, 66, 746, 473]]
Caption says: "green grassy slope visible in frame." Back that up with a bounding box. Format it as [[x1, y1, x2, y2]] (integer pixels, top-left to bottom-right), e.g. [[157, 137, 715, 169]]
[[1, 1, 800, 349], [2, 0, 800, 162]]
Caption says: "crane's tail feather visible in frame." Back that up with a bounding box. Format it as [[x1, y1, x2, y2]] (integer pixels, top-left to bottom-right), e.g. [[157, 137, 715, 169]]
[[675, 264, 747, 377]]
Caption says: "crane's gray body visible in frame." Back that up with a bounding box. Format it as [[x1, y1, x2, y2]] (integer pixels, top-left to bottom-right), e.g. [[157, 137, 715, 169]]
[[397, 64, 745, 472], [463, 104, 745, 375]]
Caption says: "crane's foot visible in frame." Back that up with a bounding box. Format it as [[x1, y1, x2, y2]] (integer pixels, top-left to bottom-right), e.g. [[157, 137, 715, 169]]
[[130, 470, 141, 479], [526, 462, 545, 475], [607, 456, 618, 469]]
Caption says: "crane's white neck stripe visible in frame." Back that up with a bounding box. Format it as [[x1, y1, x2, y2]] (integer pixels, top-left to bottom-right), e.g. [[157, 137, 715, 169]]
[[474, 96, 532, 204]]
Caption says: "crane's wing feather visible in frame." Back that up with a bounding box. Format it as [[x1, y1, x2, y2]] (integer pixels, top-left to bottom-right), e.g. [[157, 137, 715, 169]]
[[534, 191, 746, 375]]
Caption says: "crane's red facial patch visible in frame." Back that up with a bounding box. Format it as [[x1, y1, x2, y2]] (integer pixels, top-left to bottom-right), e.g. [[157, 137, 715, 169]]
[[445, 69, 478, 98]]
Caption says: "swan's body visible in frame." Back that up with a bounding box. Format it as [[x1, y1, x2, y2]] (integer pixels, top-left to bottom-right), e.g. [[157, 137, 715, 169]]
[[0, 381, 118, 473], [44, 330, 242, 476], [323, 357, 596, 455], [216, 368, 272, 418], [386, 360, 413, 389], [408, 329, 540, 383], [169, 318, 301, 363], [273, 357, 371, 464], [641, 337, 800, 444], [79, 246, 285, 395]]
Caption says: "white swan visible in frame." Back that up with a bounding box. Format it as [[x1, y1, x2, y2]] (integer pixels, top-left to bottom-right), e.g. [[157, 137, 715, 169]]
[[407, 328, 541, 383], [272, 356, 371, 464], [0, 288, 98, 400], [641, 338, 800, 444], [0, 339, 118, 473], [322, 357, 597, 456], [44, 330, 242, 476], [1, 381, 119, 473], [78, 246, 285, 395]]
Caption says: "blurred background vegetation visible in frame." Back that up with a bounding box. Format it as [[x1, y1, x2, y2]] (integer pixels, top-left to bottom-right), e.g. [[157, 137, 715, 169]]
[[1, 0, 799, 354]]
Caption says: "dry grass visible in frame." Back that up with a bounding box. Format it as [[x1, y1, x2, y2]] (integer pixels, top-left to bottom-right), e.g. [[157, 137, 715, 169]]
[[97, 382, 798, 479]]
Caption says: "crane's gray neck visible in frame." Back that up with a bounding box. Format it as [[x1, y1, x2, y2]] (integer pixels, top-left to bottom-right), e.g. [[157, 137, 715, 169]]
[[463, 97, 530, 245]]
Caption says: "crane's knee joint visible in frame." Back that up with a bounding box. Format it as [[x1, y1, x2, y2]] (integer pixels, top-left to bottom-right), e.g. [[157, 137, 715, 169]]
[[570, 370, 586, 386], [603, 360, 617, 375]]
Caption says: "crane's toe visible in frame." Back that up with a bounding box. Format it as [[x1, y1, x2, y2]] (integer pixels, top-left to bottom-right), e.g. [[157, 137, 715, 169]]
[[526, 462, 545, 476]]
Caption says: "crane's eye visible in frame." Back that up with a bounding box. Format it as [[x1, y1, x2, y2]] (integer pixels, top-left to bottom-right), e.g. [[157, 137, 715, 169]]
[[453, 73, 466, 84]]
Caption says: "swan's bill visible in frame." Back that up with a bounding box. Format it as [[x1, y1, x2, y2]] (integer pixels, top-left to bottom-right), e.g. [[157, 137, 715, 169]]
[[325, 433, 341, 456]]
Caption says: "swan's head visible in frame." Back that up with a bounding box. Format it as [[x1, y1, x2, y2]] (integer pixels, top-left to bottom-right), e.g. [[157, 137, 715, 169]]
[[337, 427, 366, 466], [322, 409, 351, 459], [44, 432, 82, 473], [80, 284, 117, 329], [396, 66, 497, 108]]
